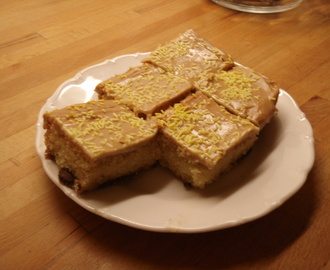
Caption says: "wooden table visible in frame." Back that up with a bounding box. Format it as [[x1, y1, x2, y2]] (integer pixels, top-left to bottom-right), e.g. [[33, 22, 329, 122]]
[[1, 0, 329, 269]]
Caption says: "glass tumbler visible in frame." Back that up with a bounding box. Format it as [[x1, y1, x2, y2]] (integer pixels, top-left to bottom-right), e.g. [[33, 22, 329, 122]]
[[211, 0, 303, 13]]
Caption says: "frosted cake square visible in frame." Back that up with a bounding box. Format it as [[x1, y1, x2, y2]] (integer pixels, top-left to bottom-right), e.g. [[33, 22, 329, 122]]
[[195, 65, 279, 128], [156, 91, 259, 188], [43, 100, 160, 193], [142, 29, 234, 83], [95, 63, 193, 118]]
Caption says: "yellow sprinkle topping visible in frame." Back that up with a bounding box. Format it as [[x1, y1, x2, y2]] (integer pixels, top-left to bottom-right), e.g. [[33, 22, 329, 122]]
[[144, 30, 234, 80], [215, 70, 259, 100], [52, 100, 157, 158], [157, 102, 226, 166], [97, 64, 191, 115], [199, 69, 260, 106]]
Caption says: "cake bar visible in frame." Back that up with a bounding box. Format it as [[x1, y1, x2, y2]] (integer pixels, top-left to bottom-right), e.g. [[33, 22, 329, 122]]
[[195, 65, 279, 128], [95, 63, 193, 118], [142, 29, 234, 83], [43, 99, 160, 193], [156, 91, 260, 188]]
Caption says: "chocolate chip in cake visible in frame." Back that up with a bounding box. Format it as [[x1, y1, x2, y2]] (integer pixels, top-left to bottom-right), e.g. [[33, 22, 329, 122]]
[[59, 168, 75, 187]]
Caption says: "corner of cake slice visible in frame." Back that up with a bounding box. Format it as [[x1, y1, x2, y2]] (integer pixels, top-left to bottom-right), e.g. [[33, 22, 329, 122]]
[[156, 91, 259, 188], [195, 65, 280, 129], [43, 99, 160, 193], [142, 29, 234, 83], [95, 63, 193, 118]]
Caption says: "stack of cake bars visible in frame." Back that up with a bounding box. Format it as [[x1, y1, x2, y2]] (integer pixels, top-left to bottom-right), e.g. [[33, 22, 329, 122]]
[[43, 29, 279, 193]]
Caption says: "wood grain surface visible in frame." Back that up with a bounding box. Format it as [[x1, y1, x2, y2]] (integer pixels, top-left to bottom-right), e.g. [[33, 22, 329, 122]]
[[1, 0, 329, 269]]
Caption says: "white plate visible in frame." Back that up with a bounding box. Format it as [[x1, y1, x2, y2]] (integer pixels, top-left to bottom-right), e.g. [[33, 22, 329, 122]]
[[36, 52, 315, 233]]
